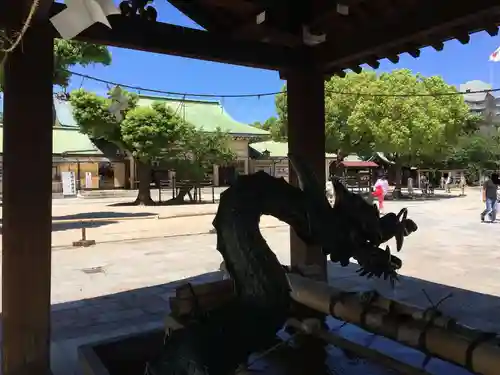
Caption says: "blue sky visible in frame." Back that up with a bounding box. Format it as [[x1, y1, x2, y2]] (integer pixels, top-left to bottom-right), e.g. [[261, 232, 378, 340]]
[[7, 1, 500, 124]]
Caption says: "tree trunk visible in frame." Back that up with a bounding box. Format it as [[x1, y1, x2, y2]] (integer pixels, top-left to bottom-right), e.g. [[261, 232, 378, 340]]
[[134, 160, 155, 205], [392, 159, 403, 199]]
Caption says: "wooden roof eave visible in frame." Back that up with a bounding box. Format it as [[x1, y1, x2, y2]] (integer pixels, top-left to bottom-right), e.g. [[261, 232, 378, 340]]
[[315, 0, 500, 74]]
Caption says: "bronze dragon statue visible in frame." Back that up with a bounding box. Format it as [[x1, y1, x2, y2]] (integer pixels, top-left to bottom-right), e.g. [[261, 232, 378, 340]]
[[146, 154, 417, 375]]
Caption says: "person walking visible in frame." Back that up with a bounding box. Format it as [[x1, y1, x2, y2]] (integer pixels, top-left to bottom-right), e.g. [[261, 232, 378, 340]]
[[440, 175, 446, 190], [420, 174, 428, 196], [407, 176, 414, 198], [372, 175, 389, 214], [459, 174, 466, 196], [445, 174, 452, 193], [481, 173, 499, 223]]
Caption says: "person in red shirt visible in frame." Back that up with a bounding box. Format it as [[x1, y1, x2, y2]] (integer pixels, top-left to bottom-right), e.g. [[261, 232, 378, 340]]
[[372, 175, 389, 214]]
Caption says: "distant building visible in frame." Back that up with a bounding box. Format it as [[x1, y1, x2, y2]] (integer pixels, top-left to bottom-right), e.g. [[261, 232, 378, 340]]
[[460, 80, 500, 133], [137, 95, 269, 186]]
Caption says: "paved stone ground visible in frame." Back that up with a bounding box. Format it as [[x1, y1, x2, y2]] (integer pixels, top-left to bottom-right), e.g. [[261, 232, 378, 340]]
[[4, 188, 500, 374]]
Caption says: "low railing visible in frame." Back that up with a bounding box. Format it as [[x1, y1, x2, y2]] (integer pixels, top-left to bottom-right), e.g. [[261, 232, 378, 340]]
[[158, 178, 216, 204]]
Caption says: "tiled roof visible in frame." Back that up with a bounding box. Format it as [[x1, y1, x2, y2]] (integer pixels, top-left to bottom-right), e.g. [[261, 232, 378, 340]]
[[137, 95, 269, 137], [54, 99, 79, 127]]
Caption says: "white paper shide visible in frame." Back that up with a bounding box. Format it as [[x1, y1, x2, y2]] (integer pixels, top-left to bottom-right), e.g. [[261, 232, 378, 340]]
[[50, 0, 120, 40], [108, 86, 129, 121]]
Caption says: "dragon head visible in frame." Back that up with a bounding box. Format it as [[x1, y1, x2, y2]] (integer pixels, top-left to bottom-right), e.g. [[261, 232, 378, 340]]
[[288, 154, 403, 284]]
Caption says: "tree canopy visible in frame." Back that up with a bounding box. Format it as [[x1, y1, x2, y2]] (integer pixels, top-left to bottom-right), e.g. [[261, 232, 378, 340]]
[[273, 70, 471, 164], [70, 89, 235, 205], [349, 70, 471, 166], [53, 40, 111, 87], [0, 39, 111, 91], [440, 112, 500, 181]]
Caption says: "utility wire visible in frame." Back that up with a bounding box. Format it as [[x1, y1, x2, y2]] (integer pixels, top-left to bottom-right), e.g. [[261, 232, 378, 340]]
[[64, 69, 500, 99]]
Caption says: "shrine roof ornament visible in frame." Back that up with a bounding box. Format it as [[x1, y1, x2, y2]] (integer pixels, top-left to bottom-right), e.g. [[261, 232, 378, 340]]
[[50, 0, 120, 40]]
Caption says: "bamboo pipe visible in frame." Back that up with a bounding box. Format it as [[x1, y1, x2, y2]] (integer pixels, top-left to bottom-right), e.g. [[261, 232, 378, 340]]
[[286, 318, 431, 375], [170, 279, 236, 317], [287, 274, 500, 375]]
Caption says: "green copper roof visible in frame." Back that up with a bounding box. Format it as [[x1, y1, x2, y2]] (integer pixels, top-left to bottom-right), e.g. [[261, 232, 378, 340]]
[[250, 140, 337, 158], [0, 125, 102, 155], [137, 95, 269, 137], [53, 127, 102, 155], [54, 99, 79, 127]]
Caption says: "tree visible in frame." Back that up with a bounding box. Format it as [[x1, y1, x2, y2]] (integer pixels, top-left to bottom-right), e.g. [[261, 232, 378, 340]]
[[348, 69, 471, 193], [164, 128, 235, 203], [274, 72, 379, 159], [443, 131, 500, 183], [273, 70, 471, 192], [252, 116, 286, 141], [70, 89, 186, 205], [53, 40, 111, 88], [70, 89, 236, 205], [0, 39, 111, 91]]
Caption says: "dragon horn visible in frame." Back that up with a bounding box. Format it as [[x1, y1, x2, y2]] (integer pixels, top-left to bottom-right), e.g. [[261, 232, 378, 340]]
[[288, 153, 329, 205], [397, 208, 408, 221]]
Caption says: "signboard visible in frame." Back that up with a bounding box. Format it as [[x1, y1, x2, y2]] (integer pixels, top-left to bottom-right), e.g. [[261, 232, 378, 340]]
[[61, 171, 76, 196], [85, 172, 93, 189]]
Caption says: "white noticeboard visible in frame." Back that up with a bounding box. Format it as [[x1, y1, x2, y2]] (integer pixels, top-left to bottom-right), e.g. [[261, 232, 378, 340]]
[[85, 172, 93, 189], [61, 171, 77, 196]]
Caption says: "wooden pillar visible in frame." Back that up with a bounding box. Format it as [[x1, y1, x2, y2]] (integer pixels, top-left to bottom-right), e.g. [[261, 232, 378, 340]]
[[286, 69, 327, 281], [2, 23, 54, 375]]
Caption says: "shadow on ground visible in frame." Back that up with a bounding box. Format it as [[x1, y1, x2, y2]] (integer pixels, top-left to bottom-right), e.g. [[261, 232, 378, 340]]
[[51, 212, 157, 232], [53, 212, 156, 221], [0, 212, 157, 233], [45, 264, 500, 375], [386, 193, 465, 202], [108, 200, 217, 207]]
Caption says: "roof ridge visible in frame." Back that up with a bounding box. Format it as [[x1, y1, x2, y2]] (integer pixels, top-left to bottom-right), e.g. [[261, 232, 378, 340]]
[[138, 94, 221, 105]]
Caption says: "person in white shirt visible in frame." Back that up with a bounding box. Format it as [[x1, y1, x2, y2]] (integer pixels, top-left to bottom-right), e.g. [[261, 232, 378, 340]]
[[407, 176, 414, 198], [445, 174, 452, 193]]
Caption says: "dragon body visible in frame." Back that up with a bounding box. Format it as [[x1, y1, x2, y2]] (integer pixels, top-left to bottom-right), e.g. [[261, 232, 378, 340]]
[[146, 155, 417, 375]]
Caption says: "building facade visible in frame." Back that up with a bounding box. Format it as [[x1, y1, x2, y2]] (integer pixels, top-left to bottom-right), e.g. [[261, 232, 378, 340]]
[[0, 96, 269, 193], [248, 140, 337, 181], [460, 80, 500, 134], [136, 95, 269, 186], [0, 99, 126, 195]]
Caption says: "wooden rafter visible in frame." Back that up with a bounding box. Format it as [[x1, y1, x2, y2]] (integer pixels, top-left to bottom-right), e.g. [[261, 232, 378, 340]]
[[315, 0, 500, 74]]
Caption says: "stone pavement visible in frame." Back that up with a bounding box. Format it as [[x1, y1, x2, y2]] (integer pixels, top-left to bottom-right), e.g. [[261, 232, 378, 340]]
[[4, 189, 500, 374], [46, 187, 472, 248], [48, 211, 285, 248]]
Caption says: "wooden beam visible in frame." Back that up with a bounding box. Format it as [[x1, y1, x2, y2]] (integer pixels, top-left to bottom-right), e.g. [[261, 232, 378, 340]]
[[232, 23, 303, 47], [198, 0, 258, 14], [72, 15, 295, 70], [316, 0, 500, 73], [286, 68, 327, 282], [0, 2, 299, 71], [309, 0, 363, 34], [2, 20, 54, 375]]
